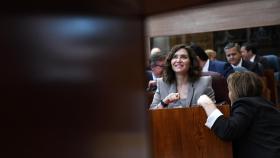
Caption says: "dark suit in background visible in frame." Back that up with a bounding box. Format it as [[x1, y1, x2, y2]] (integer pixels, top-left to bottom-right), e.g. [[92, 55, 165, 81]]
[[254, 55, 270, 70], [145, 70, 157, 92], [145, 70, 153, 82], [242, 60, 264, 76], [209, 60, 234, 78], [202, 71, 230, 104], [190, 43, 234, 78]]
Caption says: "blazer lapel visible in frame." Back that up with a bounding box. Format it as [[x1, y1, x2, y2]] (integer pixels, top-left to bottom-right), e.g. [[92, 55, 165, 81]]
[[169, 82, 177, 94], [208, 61, 216, 72], [185, 83, 194, 106]]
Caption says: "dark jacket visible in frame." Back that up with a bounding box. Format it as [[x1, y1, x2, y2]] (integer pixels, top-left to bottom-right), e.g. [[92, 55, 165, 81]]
[[254, 55, 270, 70], [145, 70, 153, 81], [242, 60, 264, 76], [209, 60, 234, 78], [212, 97, 280, 158]]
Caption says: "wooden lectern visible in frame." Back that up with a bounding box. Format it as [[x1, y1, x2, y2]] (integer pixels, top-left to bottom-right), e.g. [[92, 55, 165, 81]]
[[149, 105, 232, 158]]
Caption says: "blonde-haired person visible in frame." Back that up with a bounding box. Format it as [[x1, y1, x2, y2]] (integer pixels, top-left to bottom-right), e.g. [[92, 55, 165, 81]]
[[198, 71, 280, 158], [205, 49, 217, 61], [150, 44, 215, 109]]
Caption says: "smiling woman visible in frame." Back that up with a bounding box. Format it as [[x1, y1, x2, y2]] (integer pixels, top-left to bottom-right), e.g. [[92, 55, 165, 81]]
[[150, 44, 215, 109]]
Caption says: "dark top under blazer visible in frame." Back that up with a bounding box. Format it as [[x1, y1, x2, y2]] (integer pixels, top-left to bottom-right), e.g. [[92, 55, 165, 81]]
[[208, 60, 234, 78], [212, 97, 280, 158]]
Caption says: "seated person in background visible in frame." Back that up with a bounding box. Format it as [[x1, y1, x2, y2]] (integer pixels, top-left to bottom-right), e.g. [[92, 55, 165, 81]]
[[205, 49, 217, 61], [150, 44, 215, 109], [146, 51, 167, 92], [191, 43, 234, 78], [224, 42, 263, 76], [198, 71, 280, 158], [202, 71, 230, 104], [150, 47, 161, 56], [241, 42, 270, 69]]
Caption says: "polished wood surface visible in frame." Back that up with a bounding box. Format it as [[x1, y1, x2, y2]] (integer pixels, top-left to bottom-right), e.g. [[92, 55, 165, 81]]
[[1, 0, 222, 16], [144, 0, 223, 15], [149, 105, 232, 158], [1, 16, 147, 158]]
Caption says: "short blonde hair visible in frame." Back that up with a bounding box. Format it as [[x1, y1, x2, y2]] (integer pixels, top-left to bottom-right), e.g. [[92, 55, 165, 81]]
[[205, 49, 216, 60], [150, 48, 161, 55], [227, 71, 263, 103]]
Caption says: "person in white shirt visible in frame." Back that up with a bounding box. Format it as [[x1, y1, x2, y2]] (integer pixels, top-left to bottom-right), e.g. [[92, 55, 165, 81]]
[[190, 43, 234, 78], [240, 42, 269, 69], [224, 42, 263, 75], [146, 51, 167, 91]]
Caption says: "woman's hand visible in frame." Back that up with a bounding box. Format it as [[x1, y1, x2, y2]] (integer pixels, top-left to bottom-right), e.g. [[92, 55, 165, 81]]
[[153, 93, 179, 109], [197, 95, 214, 107], [163, 93, 180, 104], [198, 95, 217, 116]]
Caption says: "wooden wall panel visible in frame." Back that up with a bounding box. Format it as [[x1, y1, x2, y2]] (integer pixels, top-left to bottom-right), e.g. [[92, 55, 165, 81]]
[[145, 0, 280, 37], [143, 0, 222, 15]]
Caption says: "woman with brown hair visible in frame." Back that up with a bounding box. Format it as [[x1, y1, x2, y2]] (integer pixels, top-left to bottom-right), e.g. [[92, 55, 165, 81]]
[[150, 44, 215, 109], [198, 71, 280, 158]]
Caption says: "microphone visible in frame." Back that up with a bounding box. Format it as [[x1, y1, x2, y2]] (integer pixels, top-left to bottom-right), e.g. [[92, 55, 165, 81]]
[[189, 83, 195, 107]]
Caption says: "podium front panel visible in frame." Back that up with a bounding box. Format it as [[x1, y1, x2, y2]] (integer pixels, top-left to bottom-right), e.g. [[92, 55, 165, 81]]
[[149, 105, 232, 158]]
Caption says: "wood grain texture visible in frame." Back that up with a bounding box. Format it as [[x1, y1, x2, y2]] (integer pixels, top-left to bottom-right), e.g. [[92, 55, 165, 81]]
[[143, 0, 222, 15], [145, 0, 280, 37], [149, 105, 232, 158]]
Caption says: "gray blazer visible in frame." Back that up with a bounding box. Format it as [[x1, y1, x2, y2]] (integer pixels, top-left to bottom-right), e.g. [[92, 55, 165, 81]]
[[150, 76, 215, 109]]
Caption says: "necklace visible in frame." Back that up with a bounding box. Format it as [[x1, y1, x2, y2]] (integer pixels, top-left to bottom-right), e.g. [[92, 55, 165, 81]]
[[176, 83, 188, 99]]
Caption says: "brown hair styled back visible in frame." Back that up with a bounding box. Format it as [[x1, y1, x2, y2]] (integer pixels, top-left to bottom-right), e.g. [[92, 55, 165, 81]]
[[227, 71, 263, 103], [163, 44, 201, 84]]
